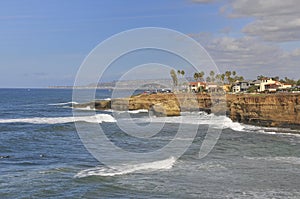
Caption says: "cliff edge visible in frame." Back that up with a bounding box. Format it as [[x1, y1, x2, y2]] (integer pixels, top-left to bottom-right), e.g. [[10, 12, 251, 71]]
[[227, 94, 300, 128], [74, 93, 300, 129]]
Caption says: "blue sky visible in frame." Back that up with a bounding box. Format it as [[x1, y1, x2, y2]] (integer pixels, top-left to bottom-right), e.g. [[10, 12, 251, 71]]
[[1, 0, 299, 87]]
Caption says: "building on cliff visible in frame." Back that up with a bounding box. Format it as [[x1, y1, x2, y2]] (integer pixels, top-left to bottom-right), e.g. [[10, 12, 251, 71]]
[[188, 82, 207, 92], [231, 78, 292, 93], [259, 78, 292, 92], [232, 81, 250, 93]]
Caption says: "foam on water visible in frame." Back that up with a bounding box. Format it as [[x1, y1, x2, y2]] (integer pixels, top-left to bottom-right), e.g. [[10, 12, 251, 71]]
[[238, 124, 300, 137], [119, 109, 149, 114], [72, 106, 96, 111], [0, 114, 116, 124], [127, 112, 246, 132], [74, 156, 176, 178], [48, 101, 79, 106], [101, 98, 111, 101], [102, 109, 149, 114]]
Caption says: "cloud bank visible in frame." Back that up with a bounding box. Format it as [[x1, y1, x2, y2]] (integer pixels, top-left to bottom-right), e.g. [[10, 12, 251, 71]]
[[191, 0, 300, 79]]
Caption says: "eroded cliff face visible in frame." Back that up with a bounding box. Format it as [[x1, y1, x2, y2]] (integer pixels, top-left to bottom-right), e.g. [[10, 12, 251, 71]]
[[73, 93, 300, 128], [227, 94, 300, 128], [111, 93, 212, 116]]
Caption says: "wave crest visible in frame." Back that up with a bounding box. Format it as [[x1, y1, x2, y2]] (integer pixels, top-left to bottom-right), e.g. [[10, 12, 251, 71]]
[[75, 156, 176, 178], [48, 101, 78, 106], [0, 114, 115, 124]]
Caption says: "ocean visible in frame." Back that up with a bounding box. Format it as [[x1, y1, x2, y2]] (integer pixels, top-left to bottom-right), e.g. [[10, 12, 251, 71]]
[[0, 89, 299, 198]]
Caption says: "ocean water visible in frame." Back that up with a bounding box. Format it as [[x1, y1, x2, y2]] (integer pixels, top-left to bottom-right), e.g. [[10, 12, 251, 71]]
[[0, 89, 300, 198]]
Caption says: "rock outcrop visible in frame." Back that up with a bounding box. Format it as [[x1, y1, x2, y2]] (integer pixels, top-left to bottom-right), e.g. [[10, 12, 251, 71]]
[[227, 94, 300, 128], [73, 93, 300, 128]]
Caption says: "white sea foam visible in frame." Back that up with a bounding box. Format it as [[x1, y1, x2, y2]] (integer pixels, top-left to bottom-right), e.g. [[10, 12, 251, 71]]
[[238, 125, 300, 137], [75, 156, 176, 178], [128, 109, 149, 114], [72, 106, 96, 111], [118, 109, 149, 114], [101, 98, 111, 101], [103, 109, 149, 114], [48, 101, 79, 106], [127, 112, 245, 132], [0, 114, 116, 124]]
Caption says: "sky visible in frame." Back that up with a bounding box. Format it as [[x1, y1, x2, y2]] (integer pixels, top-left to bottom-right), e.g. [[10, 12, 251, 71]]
[[1, 0, 300, 88]]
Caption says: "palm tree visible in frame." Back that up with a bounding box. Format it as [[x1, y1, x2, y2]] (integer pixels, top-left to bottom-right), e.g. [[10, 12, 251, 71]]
[[194, 72, 199, 81], [198, 71, 205, 82], [225, 71, 232, 83], [209, 71, 215, 83], [206, 76, 211, 83], [221, 74, 225, 82], [257, 75, 265, 80], [238, 76, 244, 81], [215, 74, 221, 83], [170, 69, 178, 88], [181, 70, 185, 77]]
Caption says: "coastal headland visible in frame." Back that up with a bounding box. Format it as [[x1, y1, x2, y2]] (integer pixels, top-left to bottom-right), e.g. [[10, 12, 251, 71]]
[[74, 93, 300, 129]]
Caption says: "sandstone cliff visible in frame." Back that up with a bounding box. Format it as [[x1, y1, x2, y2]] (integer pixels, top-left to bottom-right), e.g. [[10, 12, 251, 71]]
[[227, 94, 300, 128], [73, 93, 300, 128]]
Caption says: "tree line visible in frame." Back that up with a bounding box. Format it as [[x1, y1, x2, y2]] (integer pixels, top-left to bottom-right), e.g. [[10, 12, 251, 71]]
[[170, 69, 244, 85], [170, 69, 300, 87], [193, 70, 244, 84]]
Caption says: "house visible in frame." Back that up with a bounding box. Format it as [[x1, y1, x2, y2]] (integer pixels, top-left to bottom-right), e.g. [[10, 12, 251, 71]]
[[206, 83, 222, 92], [259, 78, 292, 92], [247, 80, 261, 87], [188, 82, 206, 92], [278, 83, 292, 90], [232, 81, 250, 93], [259, 78, 277, 92]]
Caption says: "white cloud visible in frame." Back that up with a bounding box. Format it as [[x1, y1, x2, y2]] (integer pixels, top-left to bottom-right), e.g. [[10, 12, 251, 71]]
[[190, 0, 300, 78], [199, 36, 300, 79], [229, 0, 299, 18], [227, 0, 300, 42]]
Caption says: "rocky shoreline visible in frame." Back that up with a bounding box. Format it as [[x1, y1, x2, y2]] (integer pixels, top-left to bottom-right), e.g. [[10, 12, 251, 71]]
[[74, 93, 300, 129]]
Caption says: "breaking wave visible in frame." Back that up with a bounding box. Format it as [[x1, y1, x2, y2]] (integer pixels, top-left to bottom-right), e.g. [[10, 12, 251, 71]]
[[100, 98, 111, 101], [72, 106, 96, 111], [98, 109, 149, 114], [117, 109, 149, 114], [126, 112, 245, 132], [0, 114, 116, 124], [48, 101, 78, 106], [75, 156, 176, 178]]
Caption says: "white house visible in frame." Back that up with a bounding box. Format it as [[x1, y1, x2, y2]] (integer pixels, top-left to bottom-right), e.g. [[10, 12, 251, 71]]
[[259, 78, 277, 92], [188, 82, 206, 92], [278, 83, 292, 90], [259, 78, 292, 92]]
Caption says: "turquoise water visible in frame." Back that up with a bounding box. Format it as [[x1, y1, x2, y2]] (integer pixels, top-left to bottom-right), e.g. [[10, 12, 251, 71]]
[[0, 89, 300, 198]]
